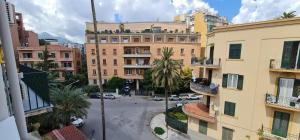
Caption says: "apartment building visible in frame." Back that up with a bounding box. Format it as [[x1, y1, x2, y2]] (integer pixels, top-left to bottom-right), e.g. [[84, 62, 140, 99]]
[[174, 10, 228, 49], [185, 18, 300, 140], [85, 22, 201, 91], [17, 45, 82, 81]]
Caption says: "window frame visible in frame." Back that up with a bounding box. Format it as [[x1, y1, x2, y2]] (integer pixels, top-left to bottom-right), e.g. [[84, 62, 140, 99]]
[[228, 43, 242, 59], [224, 101, 236, 117]]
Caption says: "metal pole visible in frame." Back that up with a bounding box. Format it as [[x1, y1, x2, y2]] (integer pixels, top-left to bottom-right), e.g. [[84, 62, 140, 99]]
[[0, 0, 28, 139], [90, 0, 106, 140]]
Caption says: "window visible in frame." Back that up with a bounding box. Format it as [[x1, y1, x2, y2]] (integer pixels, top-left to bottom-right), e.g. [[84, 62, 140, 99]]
[[179, 37, 185, 42], [92, 69, 96, 75], [112, 37, 118, 43], [50, 53, 56, 58], [114, 69, 118, 76], [49, 63, 58, 68], [126, 59, 132, 65], [281, 41, 300, 69], [168, 38, 174, 42], [222, 74, 243, 90], [272, 111, 290, 138], [125, 69, 132, 75], [156, 37, 162, 42], [114, 59, 117, 65], [102, 49, 106, 55], [63, 62, 72, 68], [103, 59, 106, 65], [103, 69, 107, 76], [229, 44, 242, 59], [222, 127, 233, 140], [64, 53, 69, 58], [93, 79, 97, 84], [180, 48, 184, 55], [38, 52, 43, 59], [113, 49, 117, 55], [191, 49, 195, 55], [224, 101, 236, 116], [91, 49, 95, 55], [122, 38, 129, 43], [157, 48, 161, 55], [199, 120, 208, 135], [100, 38, 107, 43], [133, 38, 140, 42], [191, 37, 197, 42], [144, 37, 151, 42], [92, 59, 96, 65], [23, 53, 32, 58]]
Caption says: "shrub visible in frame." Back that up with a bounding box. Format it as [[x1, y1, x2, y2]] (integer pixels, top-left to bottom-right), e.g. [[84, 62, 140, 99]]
[[83, 85, 99, 93], [154, 127, 165, 135]]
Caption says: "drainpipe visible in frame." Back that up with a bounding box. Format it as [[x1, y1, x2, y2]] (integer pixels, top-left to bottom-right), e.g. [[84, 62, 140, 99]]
[[0, 0, 28, 139]]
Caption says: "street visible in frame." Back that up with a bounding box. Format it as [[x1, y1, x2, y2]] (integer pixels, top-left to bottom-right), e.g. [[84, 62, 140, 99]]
[[81, 96, 176, 140]]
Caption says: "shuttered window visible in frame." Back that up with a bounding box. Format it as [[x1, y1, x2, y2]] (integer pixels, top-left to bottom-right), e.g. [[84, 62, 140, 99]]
[[199, 120, 208, 135], [224, 101, 236, 116], [229, 44, 241, 59], [222, 74, 244, 90], [222, 127, 234, 140]]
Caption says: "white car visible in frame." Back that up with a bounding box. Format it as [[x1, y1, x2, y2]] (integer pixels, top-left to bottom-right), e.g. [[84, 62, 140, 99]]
[[71, 116, 84, 127], [186, 94, 200, 100], [104, 94, 116, 99]]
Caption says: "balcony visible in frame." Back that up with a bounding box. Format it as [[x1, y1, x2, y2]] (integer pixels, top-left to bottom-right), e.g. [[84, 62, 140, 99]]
[[190, 79, 219, 96], [123, 53, 151, 58], [122, 74, 144, 79], [182, 103, 216, 123], [191, 58, 221, 69], [123, 64, 151, 68], [269, 59, 300, 73], [265, 93, 300, 112], [262, 127, 299, 140]]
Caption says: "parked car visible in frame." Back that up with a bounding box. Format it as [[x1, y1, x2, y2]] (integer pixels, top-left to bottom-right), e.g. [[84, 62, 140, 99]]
[[152, 96, 163, 101], [169, 95, 182, 101], [89, 92, 100, 99], [186, 94, 200, 100], [176, 100, 188, 107], [122, 86, 131, 95], [104, 94, 116, 99], [71, 116, 84, 127]]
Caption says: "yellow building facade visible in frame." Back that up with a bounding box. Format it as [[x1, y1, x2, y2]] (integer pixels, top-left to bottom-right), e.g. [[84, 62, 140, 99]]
[[185, 18, 300, 140]]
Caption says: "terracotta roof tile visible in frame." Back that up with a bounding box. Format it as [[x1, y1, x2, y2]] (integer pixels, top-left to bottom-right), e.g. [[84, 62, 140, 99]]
[[183, 103, 215, 123], [46, 125, 87, 140]]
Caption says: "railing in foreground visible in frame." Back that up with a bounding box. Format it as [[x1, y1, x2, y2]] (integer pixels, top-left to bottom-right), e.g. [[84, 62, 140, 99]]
[[262, 126, 299, 140]]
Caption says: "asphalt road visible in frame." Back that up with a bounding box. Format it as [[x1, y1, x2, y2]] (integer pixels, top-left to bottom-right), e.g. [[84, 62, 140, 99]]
[[80, 96, 176, 140]]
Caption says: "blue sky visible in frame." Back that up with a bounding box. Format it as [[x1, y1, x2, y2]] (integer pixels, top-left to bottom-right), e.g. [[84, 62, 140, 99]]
[[205, 0, 241, 21]]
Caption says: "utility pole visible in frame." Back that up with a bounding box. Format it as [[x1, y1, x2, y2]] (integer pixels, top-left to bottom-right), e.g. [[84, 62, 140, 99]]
[[90, 0, 106, 140], [0, 0, 28, 139]]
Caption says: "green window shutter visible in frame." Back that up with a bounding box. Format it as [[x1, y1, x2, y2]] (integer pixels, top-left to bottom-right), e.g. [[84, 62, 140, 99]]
[[199, 120, 208, 135], [224, 102, 230, 115], [229, 44, 241, 59], [224, 101, 235, 116], [281, 41, 293, 69], [230, 103, 236, 116], [222, 74, 228, 88], [237, 75, 244, 90]]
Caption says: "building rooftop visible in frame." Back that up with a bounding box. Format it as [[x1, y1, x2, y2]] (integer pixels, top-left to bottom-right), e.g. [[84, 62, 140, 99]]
[[46, 125, 87, 140]]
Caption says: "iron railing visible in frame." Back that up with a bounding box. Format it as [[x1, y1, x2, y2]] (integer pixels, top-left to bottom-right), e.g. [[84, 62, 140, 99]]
[[265, 93, 300, 110], [262, 126, 299, 140], [166, 107, 188, 134], [190, 81, 219, 95]]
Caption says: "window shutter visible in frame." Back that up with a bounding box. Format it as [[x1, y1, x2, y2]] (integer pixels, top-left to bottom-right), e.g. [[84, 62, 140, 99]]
[[230, 103, 236, 116], [222, 74, 228, 88], [237, 75, 244, 90]]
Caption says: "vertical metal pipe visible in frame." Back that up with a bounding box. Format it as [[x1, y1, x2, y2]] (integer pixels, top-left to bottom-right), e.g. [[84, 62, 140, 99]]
[[0, 0, 28, 139]]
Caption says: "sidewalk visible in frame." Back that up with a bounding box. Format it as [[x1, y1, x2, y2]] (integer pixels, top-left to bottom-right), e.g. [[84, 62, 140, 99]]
[[150, 113, 190, 140]]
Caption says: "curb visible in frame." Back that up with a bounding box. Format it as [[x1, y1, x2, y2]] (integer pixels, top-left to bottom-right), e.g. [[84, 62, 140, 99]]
[[149, 112, 164, 140]]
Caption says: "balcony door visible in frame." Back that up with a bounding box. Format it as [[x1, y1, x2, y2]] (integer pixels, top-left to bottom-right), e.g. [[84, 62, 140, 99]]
[[281, 41, 300, 69], [278, 78, 294, 106], [272, 111, 290, 138]]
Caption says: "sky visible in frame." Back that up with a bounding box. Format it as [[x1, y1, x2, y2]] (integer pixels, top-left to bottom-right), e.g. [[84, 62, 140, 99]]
[[8, 0, 300, 43]]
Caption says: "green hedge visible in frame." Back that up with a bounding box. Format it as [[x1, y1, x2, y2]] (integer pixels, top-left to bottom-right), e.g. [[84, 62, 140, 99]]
[[154, 127, 165, 135], [166, 107, 188, 133]]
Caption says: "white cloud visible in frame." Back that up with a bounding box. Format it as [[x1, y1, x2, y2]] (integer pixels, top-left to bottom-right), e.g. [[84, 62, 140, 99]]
[[232, 0, 300, 24], [8, 0, 215, 43]]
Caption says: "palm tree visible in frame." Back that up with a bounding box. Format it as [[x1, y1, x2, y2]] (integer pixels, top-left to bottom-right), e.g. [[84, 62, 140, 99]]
[[50, 85, 91, 125], [281, 11, 297, 19], [152, 47, 181, 133]]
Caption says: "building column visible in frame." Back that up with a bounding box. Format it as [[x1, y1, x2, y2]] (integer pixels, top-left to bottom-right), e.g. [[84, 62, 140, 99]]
[[0, 65, 9, 121], [0, 0, 28, 139], [136, 79, 139, 92]]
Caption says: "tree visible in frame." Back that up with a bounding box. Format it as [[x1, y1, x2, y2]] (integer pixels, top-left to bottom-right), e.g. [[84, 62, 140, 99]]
[[179, 67, 192, 92], [152, 47, 181, 133], [50, 85, 91, 125], [35, 45, 54, 72], [63, 72, 88, 88], [105, 77, 125, 91], [281, 11, 296, 19], [143, 69, 154, 95]]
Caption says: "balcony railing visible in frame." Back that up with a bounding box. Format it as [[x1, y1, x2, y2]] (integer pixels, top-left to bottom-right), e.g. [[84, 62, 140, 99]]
[[123, 64, 151, 68], [191, 58, 221, 68], [265, 93, 300, 112], [269, 59, 300, 73], [262, 126, 299, 140], [190, 79, 219, 96], [123, 53, 151, 57]]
